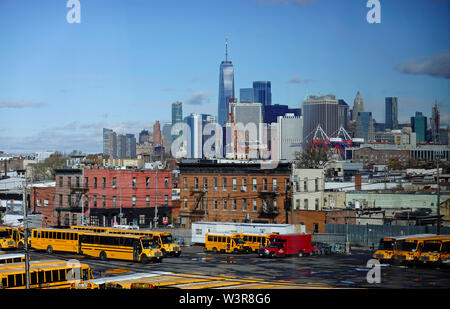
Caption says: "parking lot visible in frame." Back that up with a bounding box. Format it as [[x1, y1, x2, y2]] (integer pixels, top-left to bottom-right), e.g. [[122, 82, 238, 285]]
[[27, 245, 450, 289]]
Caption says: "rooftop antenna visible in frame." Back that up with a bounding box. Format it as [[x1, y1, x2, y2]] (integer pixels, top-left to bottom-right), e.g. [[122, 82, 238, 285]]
[[225, 36, 228, 62]]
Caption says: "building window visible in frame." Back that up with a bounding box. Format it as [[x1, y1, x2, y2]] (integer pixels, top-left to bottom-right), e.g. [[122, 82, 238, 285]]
[[263, 178, 268, 191], [315, 198, 319, 210], [222, 178, 227, 191], [272, 179, 277, 192], [93, 177, 97, 189], [296, 199, 300, 210], [222, 198, 227, 211], [44, 200, 49, 207], [252, 178, 257, 192], [165, 177, 169, 189], [164, 195, 169, 205], [183, 177, 187, 190], [213, 178, 218, 191], [113, 196, 117, 208], [132, 196, 136, 207], [93, 195, 97, 208], [213, 198, 218, 211], [303, 178, 308, 192], [232, 178, 237, 191], [242, 198, 247, 212], [139, 215, 145, 225], [183, 197, 188, 209], [113, 177, 117, 189], [202, 197, 207, 210], [315, 178, 319, 191], [232, 198, 237, 211], [37, 200, 41, 207], [194, 177, 199, 189], [285, 178, 289, 192], [102, 177, 106, 189], [102, 196, 106, 208], [313, 223, 319, 233], [59, 176, 63, 188], [146, 195, 150, 207], [273, 198, 277, 209], [146, 177, 151, 189], [67, 195, 72, 207], [76, 176, 80, 188], [241, 178, 247, 192], [132, 177, 136, 189], [84, 177, 88, 189], [252, 198, 257, 212], [67, 176, 72, 188], [203, 177, 208, 190], [295, 181, 299, 192], [304, 199, 308, 210]]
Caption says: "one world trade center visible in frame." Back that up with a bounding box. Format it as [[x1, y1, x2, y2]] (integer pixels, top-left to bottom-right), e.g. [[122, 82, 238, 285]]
[[217, 39, 235, 126]]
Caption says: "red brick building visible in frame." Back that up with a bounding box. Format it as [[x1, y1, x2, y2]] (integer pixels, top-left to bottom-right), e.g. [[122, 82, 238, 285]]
[[29, 184, 56, 227], [83, 168, 173, 227], [178, 160, 292, 228]]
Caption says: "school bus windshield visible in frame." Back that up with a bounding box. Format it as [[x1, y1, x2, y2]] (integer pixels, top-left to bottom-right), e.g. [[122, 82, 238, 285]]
[[0, 231, 11, 238], [397, 241, 418, 252], [378, 240, 395, 250], [233, 238, 245, 245], [422, 242, 441, 253], [141, 239, 158, 249], [160, 235, 174, 244]]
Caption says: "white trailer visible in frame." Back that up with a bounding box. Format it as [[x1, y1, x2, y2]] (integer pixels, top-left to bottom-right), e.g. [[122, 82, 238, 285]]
[[191, 222, 305, 244]]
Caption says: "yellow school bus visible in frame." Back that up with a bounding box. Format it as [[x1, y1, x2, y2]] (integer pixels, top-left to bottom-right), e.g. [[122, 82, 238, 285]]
[[393, 234, 450, 265], [79, 232, 163, 263], [71, 226, 181, 257], [418, 238, 450, 266], [30, 228, 82, 254], [240, 233, 278, 253], [205, 232, 246, 254], [0, 227, 25, 250], [0, 253, 25, 265], [0, 260, 93, 289]]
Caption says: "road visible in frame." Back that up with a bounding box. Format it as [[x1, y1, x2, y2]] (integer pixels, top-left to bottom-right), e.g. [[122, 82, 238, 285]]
[[27, 246, 450, 289]]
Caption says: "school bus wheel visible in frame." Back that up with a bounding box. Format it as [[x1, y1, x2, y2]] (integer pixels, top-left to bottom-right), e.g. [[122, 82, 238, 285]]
[[100, 251, 107, 261], [141, 255, 148, 264], [46, 246, 53, 254], [212, 247, 218, 254]]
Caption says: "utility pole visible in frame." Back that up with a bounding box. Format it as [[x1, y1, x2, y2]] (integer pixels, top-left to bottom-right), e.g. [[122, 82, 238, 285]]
[[436, 157, 441, 235], [22, 181, 30, 289]]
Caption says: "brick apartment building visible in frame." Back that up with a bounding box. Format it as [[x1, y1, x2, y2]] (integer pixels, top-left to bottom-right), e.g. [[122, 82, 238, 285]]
[[29, 183, 56, 227], [83, 168, 173, 228], [178, 160, 292, 228], [54, 168, 85, 227]]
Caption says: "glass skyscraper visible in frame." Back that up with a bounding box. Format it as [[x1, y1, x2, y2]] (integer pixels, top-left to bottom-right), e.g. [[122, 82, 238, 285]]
[[411, 111, 427, 143], [385, 97, 398, 130], [218, 42, 235, 126], [253, 81, 271, 119]]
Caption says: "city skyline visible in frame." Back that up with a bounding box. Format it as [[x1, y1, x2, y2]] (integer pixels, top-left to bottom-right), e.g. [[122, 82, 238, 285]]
[[0, 0, 449, 154]]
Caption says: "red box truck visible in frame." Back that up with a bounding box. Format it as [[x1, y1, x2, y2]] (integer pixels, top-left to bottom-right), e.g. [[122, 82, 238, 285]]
[[258, 234, 313, 257]]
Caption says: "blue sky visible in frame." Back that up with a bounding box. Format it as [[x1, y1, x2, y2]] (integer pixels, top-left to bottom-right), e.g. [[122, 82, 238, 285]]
[[0, 0, 449, 153]]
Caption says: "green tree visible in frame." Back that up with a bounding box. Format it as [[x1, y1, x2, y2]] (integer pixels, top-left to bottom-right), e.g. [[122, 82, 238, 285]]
[[31, 155, 67, 181]]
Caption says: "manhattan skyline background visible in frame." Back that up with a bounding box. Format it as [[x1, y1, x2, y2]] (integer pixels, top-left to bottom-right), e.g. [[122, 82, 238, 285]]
[[0, 0, 449, 153]]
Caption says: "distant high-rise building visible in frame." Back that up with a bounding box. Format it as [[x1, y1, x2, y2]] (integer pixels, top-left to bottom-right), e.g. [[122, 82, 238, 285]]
[[172, 101, 183, 126], [385, 97, 398, 130], [355, 112, 375, 142], [431, 101, 440, 143], [103, 128, 117, 158], [276, 114, 303, 161], [117, 134, 126, 158], [218, 39, 235, 126], [153, 121, 162, 146], [253, 81, 271, 119], [138, 129, 150, 144], [162, 122, 172, 153], [240, 88, 254, 103], [264, 104, 301, 124], [411, 112, 427, 143], [352, 91, 364, 122], [302, 95, 340, 145], [338, 99, 350, 130], [125, 134, 136, 158], [185, 113, 203, 159]]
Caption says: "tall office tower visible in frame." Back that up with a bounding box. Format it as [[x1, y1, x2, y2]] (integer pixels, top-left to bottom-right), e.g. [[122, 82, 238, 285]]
[[352, 91, 364, 122], [218, 39, 235, 126], [264, 104, 301, 124], [240, 88, 254, 103], [185, 113, 203, 158], [338, 99, 350, 130], [125, 134, 136, 158], [162, 122, 172, 153], [385, 97, 398, 130], [138, 129, 150, 144], [431, 101, 440, 143], [276, 114, 303, 161], [253, 81, 271, 120], [302, 94, 340, 145], [116, 134, 127, 158], [411, 112, 427, 143], [355, 112, 375, 142], [228, 102, 263, 159], [103, 128, 117, 158], [153, 121, 162, 146], [172, 101, 183, 126]]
